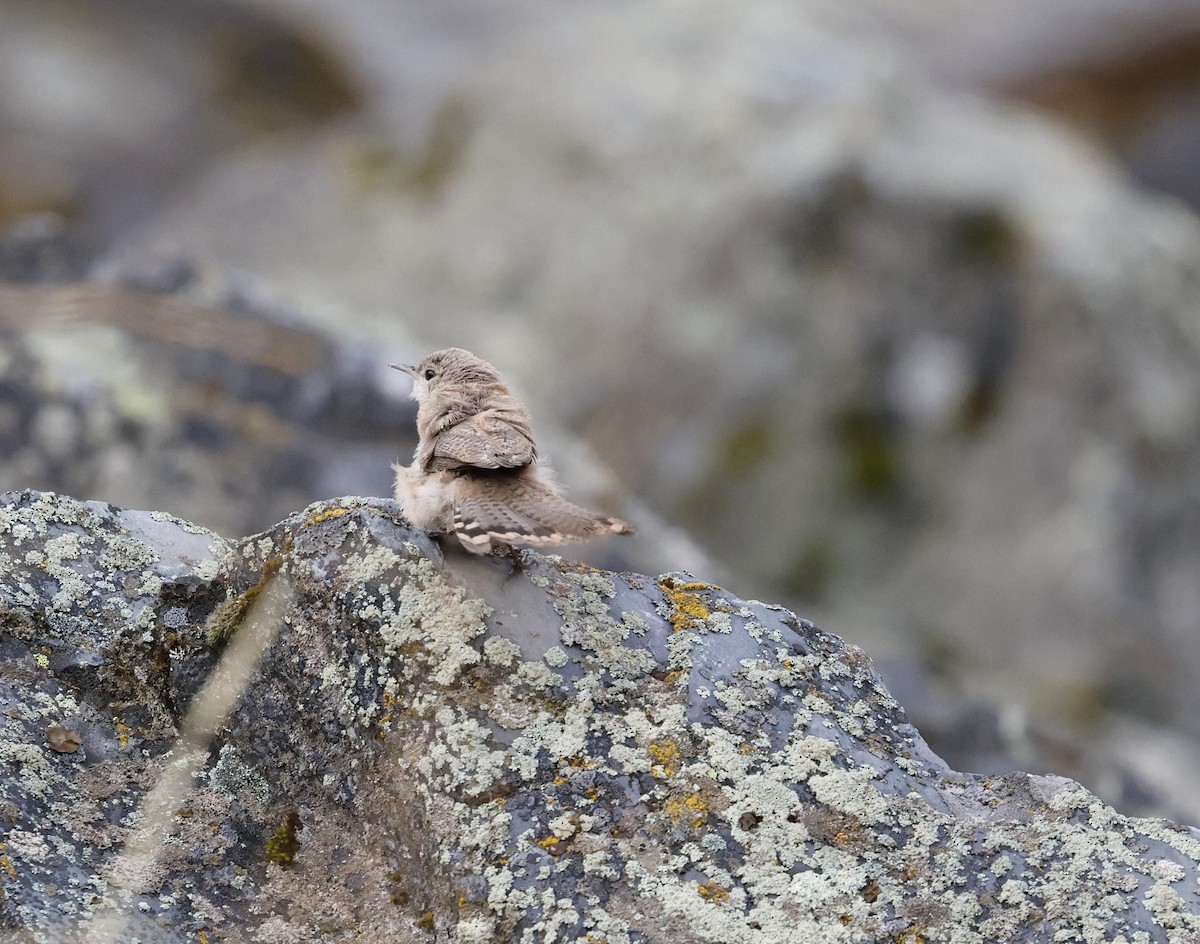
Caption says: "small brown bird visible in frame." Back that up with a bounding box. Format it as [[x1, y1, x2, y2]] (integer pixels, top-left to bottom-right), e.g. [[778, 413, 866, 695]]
[[391, 348, 633, 554]]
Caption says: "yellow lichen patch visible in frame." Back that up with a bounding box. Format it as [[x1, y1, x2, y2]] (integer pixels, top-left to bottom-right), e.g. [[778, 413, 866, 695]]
[[113, 718, 132, 750], [659, 577, 713, 632], [664, 793, 709, 828], [197, 932, 211, 944], [0, 854, 15, 879], [648, 738, 683, 778], [895, 929, 925, 944], [376, 691, 398, 727], [303, 506, 350, 527], [697, 881, 730, 903], [537, 836, 562, 849]]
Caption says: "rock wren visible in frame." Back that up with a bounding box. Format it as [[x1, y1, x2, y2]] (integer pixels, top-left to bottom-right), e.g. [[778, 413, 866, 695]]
[[391, 347, 633, 554]]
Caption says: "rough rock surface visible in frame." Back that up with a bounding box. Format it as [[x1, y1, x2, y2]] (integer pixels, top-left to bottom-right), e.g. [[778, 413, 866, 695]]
[[8, 0, 1200, 819], [2, 490, 1199, 943]]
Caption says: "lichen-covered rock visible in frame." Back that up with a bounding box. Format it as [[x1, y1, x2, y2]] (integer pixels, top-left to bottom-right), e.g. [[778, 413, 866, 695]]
[[35, 0, 1197, 786], [8, 0, 1200, 828], [2, 489, 1199, 943]]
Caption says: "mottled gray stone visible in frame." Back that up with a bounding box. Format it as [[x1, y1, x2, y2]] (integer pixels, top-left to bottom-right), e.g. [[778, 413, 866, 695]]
[[1, 489, 1199, 943], [0, 264, 418, 538]]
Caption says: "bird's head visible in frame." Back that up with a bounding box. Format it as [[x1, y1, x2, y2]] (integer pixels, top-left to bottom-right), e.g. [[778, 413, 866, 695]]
[[390, 347, 504, 406]]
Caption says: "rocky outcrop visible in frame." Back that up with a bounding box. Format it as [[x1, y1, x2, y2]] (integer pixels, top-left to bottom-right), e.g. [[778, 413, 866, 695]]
[[8, 0, 1200, 797], [2, 489, 1198, 943], [9, 0, 1200, 820]]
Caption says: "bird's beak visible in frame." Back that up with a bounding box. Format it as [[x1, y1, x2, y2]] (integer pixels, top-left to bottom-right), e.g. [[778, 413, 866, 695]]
[[389, 363, 418, 377]]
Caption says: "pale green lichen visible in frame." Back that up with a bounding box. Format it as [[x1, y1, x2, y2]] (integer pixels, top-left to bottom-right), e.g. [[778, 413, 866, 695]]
[[621, 611, 649, 636], [148, 509, 212, 535], [455, 916, 498, 944], [207, 744, 271, 808], [44, 532, 86, 563], [422, 708, 507, 796], [354, 551, 490, 687], [99, 534, 158, 572], [516, 660, 560, 689], [483, 635, 521, 667], [6, 829, 49, 863], [0, 740, 53, 799]]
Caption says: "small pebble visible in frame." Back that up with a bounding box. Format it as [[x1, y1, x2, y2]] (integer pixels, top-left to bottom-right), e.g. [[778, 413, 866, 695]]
[[45, 725, 82, 753]]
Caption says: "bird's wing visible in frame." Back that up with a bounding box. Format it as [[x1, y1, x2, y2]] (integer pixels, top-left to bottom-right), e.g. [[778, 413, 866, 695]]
[[425, 412, 536, 471]]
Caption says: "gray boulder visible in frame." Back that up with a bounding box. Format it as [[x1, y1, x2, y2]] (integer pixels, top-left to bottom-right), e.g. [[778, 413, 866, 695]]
[[2, 489, 1199, 942]]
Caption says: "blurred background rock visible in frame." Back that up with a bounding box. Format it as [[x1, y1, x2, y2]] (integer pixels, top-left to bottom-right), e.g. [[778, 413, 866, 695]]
[[3, 0, 1200, 821]]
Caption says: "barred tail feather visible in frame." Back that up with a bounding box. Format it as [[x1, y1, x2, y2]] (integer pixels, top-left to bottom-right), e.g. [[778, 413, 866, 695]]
[[451, 498, 564, 554], [451, 474, 633, 554]]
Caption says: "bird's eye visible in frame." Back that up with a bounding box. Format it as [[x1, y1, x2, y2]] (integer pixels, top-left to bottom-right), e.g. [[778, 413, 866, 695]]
[[424, 368, 436, 381]]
